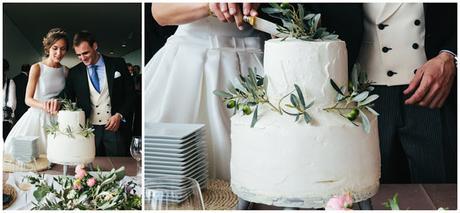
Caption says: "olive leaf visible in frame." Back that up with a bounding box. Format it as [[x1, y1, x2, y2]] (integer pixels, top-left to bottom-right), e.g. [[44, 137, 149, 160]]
[[261, 3, 338, 41], [324, 63, 380, 134]]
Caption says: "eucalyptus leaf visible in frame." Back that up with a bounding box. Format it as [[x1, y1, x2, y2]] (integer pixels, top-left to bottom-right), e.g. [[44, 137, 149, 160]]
[[330, 79, 344, 95], [303, 13, 315, 20], [351, 64, 359, 88], [352, 91, 369, 102], [213, 90, 233, 98], [250, 105, 258, 128], [359, 94, 379, 106], [365, 106, 380, 116], [359, 109, 371, 134], [290, 94, 301, 109], [305, 101, 314, 109], [297, 4, 304, 20], [303, 111, 312, 123], [294, 84, 306, 107]]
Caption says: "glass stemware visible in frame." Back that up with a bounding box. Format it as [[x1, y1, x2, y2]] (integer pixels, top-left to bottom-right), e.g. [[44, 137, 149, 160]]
[[144, 176, 205, 210], [130, 137, 142, 179], [14, 160, 35, 205]]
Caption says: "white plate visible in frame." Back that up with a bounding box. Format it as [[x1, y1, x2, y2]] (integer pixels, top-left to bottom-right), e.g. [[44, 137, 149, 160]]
[[145, 143, 206, 158], [144, 139, 204, 154], [144, 136, 203, 148], [145, 122, 205, 139], [145, 153, 207, 168], [145, 162, 207, 176], [145, 157, 207, 172], [145, 132, 204, 145]]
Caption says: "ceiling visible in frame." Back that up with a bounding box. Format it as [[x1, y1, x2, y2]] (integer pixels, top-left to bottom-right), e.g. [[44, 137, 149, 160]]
[[4, 3, 141, 57]]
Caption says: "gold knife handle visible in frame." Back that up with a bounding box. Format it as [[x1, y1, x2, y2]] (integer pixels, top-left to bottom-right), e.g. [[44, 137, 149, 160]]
[[243, 16, 255, 26]]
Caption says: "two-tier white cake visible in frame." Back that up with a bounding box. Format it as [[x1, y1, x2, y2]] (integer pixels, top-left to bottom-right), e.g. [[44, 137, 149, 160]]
[[230, 38, 381, 208], [47, 110, 95, 165]]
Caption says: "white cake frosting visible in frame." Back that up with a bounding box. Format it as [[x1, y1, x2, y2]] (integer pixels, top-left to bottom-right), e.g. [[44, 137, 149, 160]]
[[230, 38, 381, 208], [47, 110, 95, 165]]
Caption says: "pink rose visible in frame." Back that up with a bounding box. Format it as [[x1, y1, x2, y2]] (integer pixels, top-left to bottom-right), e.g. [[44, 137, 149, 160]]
[[86, 177, 97, 187], [325, 193, 353, 210], [75, 164, 85, 173], [73, 179, 82, 190], [75, 169, 87, 179]]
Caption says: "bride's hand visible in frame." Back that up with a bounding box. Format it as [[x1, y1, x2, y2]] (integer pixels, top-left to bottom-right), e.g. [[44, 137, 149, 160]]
[[209, 3, 229, 23], [229, 3, 260, 30], [43, 99, 60, 115]]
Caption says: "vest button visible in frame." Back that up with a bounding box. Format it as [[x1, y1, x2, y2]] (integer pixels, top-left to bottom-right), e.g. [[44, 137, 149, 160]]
[[107, 111, 110, 113], [99, 120, 102, 122], [412, 43, 419, 49], [382, 47, 391, 53], [97, 113, 100, 115], [96, 105, 99, 108], [378, 23, 387, 30], [387, 70, 397, 77], [414, 19, 421, 26]]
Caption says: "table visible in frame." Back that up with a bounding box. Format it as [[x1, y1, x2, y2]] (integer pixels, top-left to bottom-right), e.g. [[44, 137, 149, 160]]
[[3, 157, 139, 210], [251, 184, 457, 210]]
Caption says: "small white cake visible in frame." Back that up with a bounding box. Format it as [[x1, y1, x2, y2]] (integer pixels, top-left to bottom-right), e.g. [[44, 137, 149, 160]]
[[230, 38, 381, 208], [47, 110, 95, 165]]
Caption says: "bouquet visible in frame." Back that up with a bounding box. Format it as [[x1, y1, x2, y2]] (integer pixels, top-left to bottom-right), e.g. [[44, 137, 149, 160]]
[[26, 165, 141, 210]]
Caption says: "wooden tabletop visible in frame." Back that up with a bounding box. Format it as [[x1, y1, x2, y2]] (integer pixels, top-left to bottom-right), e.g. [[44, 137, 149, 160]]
[[252, 184, 457, 210], [34, 157, 138, 177], [3, 157, 138, 186]]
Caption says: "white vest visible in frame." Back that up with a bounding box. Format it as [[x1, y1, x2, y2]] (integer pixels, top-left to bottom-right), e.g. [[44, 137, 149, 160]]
[[358, 3, 427, 86], [87, 71, 112, 125]]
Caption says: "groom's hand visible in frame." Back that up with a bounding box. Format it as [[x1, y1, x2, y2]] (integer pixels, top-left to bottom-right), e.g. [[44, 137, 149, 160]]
[[404, 52, 456, 108], [105, 113, 122, 132]]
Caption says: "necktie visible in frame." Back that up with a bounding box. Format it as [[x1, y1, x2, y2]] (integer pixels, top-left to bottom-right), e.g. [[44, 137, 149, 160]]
[[89, 65, 100, 93]]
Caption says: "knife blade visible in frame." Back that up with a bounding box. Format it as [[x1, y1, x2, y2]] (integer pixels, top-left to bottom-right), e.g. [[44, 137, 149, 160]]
[[243, 16, 289, 37]]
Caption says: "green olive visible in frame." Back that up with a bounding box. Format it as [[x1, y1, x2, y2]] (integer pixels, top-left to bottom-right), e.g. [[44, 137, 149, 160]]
[[280, 3, 290, 9], [242, 105, 252, 115], [227, 100, 236, 109], [346, 108, 359, 121]]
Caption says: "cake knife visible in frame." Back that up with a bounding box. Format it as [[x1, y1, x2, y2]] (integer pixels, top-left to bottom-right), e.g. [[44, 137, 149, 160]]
[[243, 16, 289, 37]]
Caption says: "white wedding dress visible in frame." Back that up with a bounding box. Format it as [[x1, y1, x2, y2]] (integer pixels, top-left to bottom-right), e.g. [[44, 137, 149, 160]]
[[144, 17, 265, 180], [4, 62, 66, 155]]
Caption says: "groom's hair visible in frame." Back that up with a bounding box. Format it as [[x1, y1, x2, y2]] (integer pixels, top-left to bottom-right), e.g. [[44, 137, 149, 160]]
[[73, 31, 96, 47]]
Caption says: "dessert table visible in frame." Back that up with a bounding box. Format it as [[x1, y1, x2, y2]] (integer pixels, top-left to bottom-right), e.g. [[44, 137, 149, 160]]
[[3, 157, 139, 210]]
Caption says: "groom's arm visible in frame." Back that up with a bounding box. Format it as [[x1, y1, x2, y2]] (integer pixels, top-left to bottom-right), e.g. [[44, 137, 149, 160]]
[[117, 58, 135, 119]]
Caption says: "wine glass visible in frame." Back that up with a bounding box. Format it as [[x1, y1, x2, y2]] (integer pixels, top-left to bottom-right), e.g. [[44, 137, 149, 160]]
[[130, 137, 142, 179], [144, 176, 205, 210], [14, 161, 34, 205]]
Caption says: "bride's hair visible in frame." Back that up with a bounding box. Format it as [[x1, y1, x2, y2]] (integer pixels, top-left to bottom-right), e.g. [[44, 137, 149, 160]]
[[42, 28, 69, 57]]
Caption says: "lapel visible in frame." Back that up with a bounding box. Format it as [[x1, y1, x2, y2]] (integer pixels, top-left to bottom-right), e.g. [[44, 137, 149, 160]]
[[102, 55, 114, 99], [378, 3, 403, 23]]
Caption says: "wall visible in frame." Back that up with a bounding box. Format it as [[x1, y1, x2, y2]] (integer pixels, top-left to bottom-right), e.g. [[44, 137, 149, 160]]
[[3, 14, 41, 78], [122, 49, 141, 68]]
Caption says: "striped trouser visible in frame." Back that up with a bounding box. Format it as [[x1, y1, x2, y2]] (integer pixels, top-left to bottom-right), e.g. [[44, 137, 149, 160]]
[[372, 85, 456, 183]]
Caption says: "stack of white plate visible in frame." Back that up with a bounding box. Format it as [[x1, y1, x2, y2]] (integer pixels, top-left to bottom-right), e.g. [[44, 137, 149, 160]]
[[145, 123, 208, 189], [11, 136, 39, 162]]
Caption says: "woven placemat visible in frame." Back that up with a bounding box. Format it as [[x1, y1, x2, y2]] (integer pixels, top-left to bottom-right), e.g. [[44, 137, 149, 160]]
[[202, 179, 237, 210], [3, 154, 49, 172], [3, 184, 17, 209]]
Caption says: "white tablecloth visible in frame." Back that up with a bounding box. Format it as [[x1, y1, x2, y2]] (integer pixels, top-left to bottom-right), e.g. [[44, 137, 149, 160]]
[[6, 172, 141, 210]]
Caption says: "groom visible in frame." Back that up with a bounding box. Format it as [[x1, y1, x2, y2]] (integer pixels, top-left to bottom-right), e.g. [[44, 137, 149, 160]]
[[57, 31, 134, 156]]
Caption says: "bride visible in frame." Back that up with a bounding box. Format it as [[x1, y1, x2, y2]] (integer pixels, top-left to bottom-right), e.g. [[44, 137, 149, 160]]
[[144, 3, 266, 180], [5, 28, 69, 155]]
